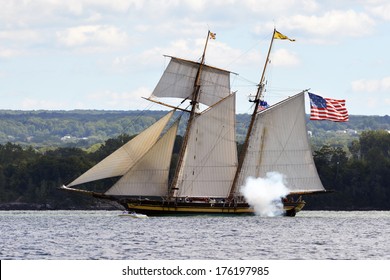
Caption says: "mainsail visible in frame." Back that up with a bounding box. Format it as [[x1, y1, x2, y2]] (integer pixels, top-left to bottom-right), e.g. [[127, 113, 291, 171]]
[[174, 93, 238, 198], [235, 92, 325, 194], [67, 111, 174, 187]]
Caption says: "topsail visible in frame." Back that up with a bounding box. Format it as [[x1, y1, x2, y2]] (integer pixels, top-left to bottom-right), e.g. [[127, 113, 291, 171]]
[[151, 57, 231, 107]]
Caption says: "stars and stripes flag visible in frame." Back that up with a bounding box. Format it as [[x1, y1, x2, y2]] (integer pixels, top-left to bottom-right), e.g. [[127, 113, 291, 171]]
[[258, 100, 269, 111], [308, 92, 349, 122]]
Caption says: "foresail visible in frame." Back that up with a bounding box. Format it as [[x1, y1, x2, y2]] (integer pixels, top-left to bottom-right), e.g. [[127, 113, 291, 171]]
[[67, 111, 174, 187], [151, 57, 231, 106], [175, 93, 237, 197], [237, 92, 325, 194], [105, 119, 179, 196]]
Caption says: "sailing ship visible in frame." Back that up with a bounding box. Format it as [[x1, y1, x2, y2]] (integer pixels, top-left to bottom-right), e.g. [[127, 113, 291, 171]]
[[61, 29, 327, 216]]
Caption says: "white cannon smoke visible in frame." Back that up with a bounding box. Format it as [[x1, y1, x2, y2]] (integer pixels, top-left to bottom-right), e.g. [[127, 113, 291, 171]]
[[240, 172, 290, 217]]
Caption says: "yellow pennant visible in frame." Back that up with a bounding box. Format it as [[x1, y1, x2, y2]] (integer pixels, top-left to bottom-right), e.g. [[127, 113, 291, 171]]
[[274, 30, 295, 41]]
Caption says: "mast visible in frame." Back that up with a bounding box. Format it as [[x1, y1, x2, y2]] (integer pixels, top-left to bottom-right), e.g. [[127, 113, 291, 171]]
[[228, 29, 277, 200], [168, 30, 213, 198]]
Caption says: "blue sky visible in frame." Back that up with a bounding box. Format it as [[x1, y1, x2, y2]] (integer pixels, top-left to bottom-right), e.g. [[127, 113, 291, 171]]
[[0, 0, 389, 116]]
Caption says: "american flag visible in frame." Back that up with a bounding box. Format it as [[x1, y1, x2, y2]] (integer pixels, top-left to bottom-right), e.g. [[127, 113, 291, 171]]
[[308, 93, 348, 122], [258, 100, 269, 111]]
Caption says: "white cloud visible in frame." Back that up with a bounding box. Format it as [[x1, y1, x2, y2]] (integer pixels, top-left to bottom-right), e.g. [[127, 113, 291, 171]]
[[0, 48, 23, 58], [258, 9, 375, 41], [87, 88, 152, 109], [364, 1, 390, 20], [21, 98, 68, 110], [85, 12, 103, 22], [351, 76, 390, 92], [271, 49, 300, 66], [56, 25, 129, 50], [183, 0, 207, 11], [0, 0, 134, 22], [19, 87, 153, 110], [0, 29, 41, 42], [0, 29, 43, 57], [110, 34, 261, 76], [240, 0, 319, 15]]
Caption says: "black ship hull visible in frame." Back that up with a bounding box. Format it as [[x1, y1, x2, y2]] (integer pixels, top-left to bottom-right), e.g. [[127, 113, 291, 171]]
[[119, 198, 305, 217]]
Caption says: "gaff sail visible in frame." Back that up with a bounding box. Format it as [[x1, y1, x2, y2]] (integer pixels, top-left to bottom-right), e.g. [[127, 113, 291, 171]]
[[235, 92, 325, 194]]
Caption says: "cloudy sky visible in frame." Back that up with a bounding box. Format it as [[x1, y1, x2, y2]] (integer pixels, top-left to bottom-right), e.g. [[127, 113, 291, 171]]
[[1, 0, 389, 116]]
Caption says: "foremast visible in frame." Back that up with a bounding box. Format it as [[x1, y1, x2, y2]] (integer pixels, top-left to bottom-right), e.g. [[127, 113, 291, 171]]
[[168, 30, 214, 199]]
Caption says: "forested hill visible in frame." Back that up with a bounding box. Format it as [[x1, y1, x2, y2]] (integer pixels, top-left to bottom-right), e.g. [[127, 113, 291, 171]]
[[1, 109, 389, 148], [0, 110, 168, 147]]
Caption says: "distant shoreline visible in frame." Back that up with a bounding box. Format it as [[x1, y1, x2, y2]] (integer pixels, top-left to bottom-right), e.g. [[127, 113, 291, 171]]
[[0, 202, 118, 211]]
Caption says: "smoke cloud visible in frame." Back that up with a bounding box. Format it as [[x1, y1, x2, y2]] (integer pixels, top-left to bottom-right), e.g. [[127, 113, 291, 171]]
[[240, 172, 290, 217]]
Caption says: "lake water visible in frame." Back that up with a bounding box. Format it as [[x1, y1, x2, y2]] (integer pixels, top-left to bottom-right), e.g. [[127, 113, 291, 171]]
[[1, 210, 389, 260]]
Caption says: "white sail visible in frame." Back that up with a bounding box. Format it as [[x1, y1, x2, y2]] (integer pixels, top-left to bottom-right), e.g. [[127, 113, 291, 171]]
[[151, 57, 231, 106], [175, 93, 238, 197], [105, 120, 179, 196], [237, 92, 325, 194], [67, 111, 174, 187]]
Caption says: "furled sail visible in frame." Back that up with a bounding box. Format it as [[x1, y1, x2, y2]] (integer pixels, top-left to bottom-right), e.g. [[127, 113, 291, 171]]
[[151, 57, 231, 106], [67, 111, 174, 187], [236, 92, 325, 194], [105, 119, 179, 196], [175, 93, 238, 197]]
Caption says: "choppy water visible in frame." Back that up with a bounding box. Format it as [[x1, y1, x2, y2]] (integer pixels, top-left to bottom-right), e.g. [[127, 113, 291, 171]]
[[1, 211, 389, 260]]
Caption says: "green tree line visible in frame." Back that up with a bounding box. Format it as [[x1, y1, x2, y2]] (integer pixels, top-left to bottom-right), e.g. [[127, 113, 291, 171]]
[[305, 130, 390, 210], [0, 130, 389, 210]]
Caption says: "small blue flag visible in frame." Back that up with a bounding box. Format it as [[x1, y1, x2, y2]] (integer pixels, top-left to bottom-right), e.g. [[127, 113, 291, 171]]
[[258, 100, 269, 111]]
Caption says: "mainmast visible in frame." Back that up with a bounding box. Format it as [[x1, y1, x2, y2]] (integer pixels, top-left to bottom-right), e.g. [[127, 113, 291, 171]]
[[228, 29, 277, 200], [168, 30, 214, 199]]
